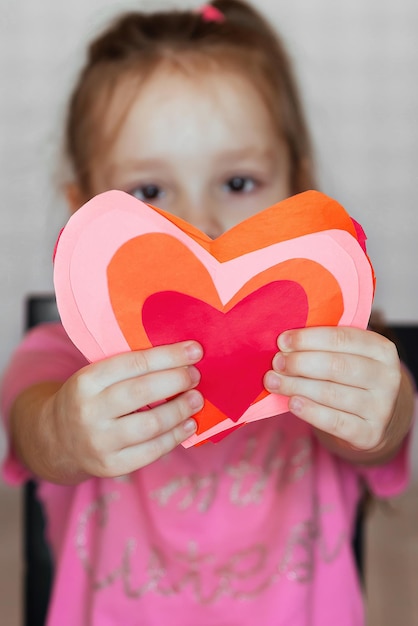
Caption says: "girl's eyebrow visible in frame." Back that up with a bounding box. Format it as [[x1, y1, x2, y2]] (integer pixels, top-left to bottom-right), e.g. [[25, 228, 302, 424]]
[[215, 146, 280, 163], [105, 146, 283, 181], [106, 158, 169, 178]]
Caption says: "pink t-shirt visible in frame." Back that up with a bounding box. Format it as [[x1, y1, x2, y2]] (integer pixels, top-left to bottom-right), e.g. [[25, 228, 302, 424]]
[[1, 323, 410, 626]]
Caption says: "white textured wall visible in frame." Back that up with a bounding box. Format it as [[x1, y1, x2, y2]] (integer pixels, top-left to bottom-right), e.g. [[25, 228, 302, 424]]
[[1, 0, 418, 390]]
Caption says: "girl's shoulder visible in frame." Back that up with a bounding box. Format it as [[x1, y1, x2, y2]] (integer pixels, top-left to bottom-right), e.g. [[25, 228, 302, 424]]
[[19, 321, 86, 362], [1, 322, 88, 417], [23, 319, 73, 345]]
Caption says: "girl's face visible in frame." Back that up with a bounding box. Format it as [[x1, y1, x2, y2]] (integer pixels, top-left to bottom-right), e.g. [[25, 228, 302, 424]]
[[89, 67, 291, 238]]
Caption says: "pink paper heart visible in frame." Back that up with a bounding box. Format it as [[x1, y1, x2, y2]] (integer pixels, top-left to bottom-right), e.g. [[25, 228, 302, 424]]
[[53, 190, 375, 446]]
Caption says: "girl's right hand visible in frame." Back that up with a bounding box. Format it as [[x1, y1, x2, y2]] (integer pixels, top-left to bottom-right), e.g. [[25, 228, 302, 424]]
[[16, 341, 204, 483]]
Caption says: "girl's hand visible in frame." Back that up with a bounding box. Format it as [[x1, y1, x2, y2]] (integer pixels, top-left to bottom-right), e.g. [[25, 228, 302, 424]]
[[12, 341, 204, 483], [264, 327, 414, 462]]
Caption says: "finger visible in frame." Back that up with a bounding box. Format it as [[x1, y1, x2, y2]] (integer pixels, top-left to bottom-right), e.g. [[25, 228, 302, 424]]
[[286, 396, 380, 451], [87, 341, 203, 391], [111, 413, 200, 474], [114, 389, 204, 448], [271, 350, 388, 389], [278, 327, 399, 363], [98, 365, 201, 417], [265, 370, 371, 416]]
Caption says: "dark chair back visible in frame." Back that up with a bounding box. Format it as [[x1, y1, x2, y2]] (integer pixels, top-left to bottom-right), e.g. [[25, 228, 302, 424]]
[[23, 295, 60, 626]]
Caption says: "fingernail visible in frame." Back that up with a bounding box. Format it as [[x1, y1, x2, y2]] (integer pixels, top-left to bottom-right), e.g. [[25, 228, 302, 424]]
[[273, 353, 286, 372], [187, 390, 204, 411], [185, 342, 203, 361], [289, 397, 303, 415], [188, 366, 201, 386], [278, 332, 292, 351], [265, 371, 281, 392], [183, 418, 198, 434]]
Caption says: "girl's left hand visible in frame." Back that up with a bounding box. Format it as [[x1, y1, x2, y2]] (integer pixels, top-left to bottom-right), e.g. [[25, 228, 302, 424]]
[[263, 326, 409, 457]]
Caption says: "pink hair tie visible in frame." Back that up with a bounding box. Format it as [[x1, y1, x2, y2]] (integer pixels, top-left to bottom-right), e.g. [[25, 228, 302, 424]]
[[195, 4, 225, 23]]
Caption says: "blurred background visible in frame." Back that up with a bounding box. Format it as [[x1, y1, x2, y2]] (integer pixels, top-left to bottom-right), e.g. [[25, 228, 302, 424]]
[[1, 0, 418, 624]]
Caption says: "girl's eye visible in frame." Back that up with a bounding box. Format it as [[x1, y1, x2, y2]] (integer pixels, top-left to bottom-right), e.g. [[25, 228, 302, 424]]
[[224, 176, 257, 193], [129, 184, 164, 201]]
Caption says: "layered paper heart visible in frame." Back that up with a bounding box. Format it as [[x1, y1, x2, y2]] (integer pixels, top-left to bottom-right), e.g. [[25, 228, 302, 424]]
[[53, 189, 375, 446]]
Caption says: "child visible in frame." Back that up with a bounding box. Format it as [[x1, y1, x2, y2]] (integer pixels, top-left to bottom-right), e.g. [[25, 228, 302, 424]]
[[1, 1, 415, 624]]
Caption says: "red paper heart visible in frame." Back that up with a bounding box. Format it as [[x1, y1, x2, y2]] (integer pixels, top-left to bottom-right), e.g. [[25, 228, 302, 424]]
[[142, 281, 308, 421]]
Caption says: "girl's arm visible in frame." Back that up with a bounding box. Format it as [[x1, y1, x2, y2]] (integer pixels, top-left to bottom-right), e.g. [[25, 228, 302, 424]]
[[264, 326, 415, 465], [9, 342, 204, 485]]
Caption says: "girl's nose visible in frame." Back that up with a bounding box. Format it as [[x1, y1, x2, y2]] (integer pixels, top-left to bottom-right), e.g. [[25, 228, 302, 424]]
[[180, 198, 222, 239]]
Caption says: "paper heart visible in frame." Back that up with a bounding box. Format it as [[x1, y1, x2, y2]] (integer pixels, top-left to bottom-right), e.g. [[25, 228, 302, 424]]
[[53, 189, 375, 446]]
